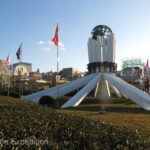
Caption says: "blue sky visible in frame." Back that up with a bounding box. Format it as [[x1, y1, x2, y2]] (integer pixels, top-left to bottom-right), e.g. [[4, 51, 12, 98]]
[[1, 0, 150, 72]]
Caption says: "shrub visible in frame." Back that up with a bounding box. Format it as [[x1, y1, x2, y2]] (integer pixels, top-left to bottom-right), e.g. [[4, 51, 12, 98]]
[[1, 91, 8, 96], [0, 91, 3, 95], [111, 92, 118, 97], [39, 95, 55, 106], [0, 96, 149, 149], [54, 96, 68, 107], [9, 92, 20, 98]]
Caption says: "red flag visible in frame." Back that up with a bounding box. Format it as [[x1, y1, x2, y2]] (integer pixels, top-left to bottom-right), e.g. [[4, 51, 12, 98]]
[[52, 24, 58, 46], [5, 54, 10, 66], [49, 71, 52, 77], [144, 59, 149, 73], [132, 65, 134, 73]]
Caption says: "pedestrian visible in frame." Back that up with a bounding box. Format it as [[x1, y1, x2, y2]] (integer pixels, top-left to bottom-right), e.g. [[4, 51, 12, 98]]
[[145, 78, 149, 93]]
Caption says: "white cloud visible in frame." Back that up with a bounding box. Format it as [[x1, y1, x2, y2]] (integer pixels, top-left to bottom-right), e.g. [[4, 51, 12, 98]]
[[58, 42, 64, 47], [60, 47, 66, 51], [58, 42, 66, 51], [49, 41, 66, 50], [38, 41, 44, 45], [42, 47, 51, 52], [48, 41, 53, 45]]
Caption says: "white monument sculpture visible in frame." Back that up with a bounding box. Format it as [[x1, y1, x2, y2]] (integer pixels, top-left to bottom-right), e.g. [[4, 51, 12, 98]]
[[22, 25, 150, 110]]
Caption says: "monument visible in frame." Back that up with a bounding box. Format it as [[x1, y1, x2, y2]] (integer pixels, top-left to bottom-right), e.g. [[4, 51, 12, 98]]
[[22, 25, 150, 110]]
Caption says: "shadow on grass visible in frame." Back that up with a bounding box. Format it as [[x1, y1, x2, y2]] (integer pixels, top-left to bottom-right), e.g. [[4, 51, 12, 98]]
[[54, 97, 150, 114], [65, 105, 150, 114], [80, 97, 136, 105]]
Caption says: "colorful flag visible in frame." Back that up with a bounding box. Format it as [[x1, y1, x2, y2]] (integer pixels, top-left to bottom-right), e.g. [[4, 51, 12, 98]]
[[20, 68, 23, 75], [18, 68, 23, 75], [9, 62, 13, 70], [52, 24, 58, 46], [16, 43, 22, 60], [49, 71, 52, 77], [5, 54, 10, 66], [144, 59, 149, 73]]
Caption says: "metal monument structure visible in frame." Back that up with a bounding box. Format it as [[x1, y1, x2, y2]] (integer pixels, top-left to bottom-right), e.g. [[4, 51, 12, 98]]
[[22, 25, 150, 110], [122, 57, 145, 69]]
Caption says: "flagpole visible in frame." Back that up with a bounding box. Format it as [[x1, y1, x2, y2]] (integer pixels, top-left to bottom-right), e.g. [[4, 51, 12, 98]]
[[132, 64, 134, 85], [52, 23, 59, 107], [21, 43, 23, 95], [132, 72, 133, 85], [51, 72, 52, 87], [57, 40, 59, 107], [57, 23, 60, 107], [20, 43, 23, 95], [57, 45, 59, 74], [19, 44, 21, 95]]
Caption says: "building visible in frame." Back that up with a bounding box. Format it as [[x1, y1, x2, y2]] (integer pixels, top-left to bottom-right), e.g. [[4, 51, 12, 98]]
[[119, 58, 145, 89], [144, 69, 150, 79], [60, 68, 83, 80], [0, 60, 13, 75], [0, 60, 6, 73], [29, 72, 42, 80], [0, 60, 13, 91], [13, 62, 32, 76], [122, 57, 144, 69]]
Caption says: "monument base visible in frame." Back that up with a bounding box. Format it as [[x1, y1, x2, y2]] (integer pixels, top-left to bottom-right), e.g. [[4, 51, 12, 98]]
[[94, 75, 110, 99], [87, 62, 117, 73]]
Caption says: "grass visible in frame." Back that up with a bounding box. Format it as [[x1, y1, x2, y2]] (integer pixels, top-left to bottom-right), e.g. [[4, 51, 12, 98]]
[[57, 97, 150, 139], [0, 95, 150, 149]]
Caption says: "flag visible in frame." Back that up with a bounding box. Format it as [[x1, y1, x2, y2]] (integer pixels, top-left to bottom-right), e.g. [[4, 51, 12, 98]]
[[20, 68, 23, 75], [18, 68, 23, 75], [49, 71, 52, 77], [9, 62, 13, 70], [144, 59, 149, 73], [16, 43, 22, 60], [52, 24, 58, 46], [5, 54, 10, 66], [73, 72, 77, 76], [132, 65, 134, 73]]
